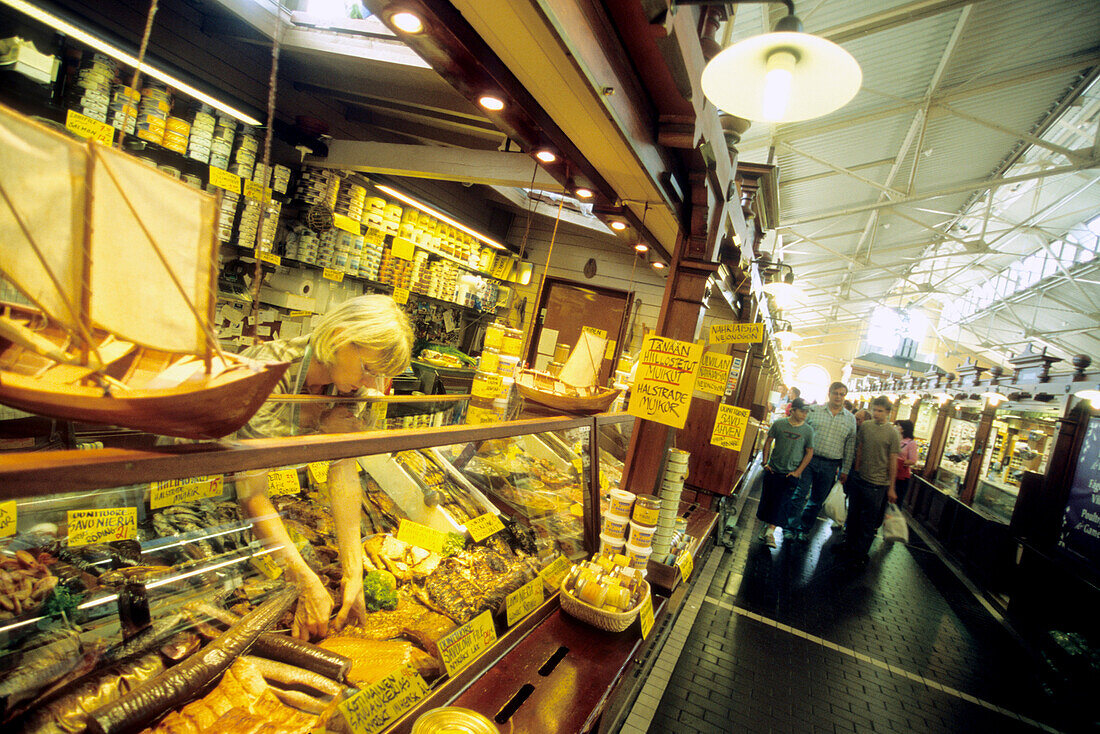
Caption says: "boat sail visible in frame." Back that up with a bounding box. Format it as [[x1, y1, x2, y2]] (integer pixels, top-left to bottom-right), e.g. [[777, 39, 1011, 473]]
[[0, 102, 288, 439]]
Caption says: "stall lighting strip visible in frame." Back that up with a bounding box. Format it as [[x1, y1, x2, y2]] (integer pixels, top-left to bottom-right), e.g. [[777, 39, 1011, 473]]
[[2, 0, 263, 126], [375, 183, 508, 251]]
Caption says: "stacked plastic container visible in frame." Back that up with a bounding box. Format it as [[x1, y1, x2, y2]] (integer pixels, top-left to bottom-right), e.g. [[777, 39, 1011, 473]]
[[599, 489, 633, 558], [652, 448, 689, 558]]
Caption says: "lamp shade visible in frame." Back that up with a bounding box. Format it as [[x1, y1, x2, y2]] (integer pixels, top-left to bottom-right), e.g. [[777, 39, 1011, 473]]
[[701, 31, 861, 122]]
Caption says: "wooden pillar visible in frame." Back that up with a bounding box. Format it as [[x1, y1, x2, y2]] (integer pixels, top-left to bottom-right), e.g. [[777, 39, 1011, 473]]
[[908, 399, 921, 423], [960, 402, 997, 505], [921, 399, 952, 481]]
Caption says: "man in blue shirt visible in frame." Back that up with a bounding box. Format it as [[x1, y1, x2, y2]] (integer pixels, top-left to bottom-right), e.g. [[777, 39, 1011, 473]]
[[757, 398, 815, 548], [785, 382, 856, 541]]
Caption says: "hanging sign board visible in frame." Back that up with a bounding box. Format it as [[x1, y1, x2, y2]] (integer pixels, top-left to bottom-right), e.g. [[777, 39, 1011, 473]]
[[392, 237, 415, 261], [709, 323, 764, 344], [582, 326, 608, 339], [65, 110, 113, 144], [696, 351, 733, 396], [627, 335, 703, 429], [1058, 418, 1100, 570], [711, 404, 752, 451], [393, 287, 410, 305], [333, 213, 362, 235], [437, 610, 496, 676], [68, 508, 137, 547], [150, 475, 223, 509], [208, 165, 241, 194]]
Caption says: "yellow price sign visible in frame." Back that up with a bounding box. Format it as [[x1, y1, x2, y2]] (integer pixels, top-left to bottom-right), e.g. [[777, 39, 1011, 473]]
[[67, 508, 137, 547], [364, 228, 386, 246], [307, 462, 329, 485], [676, 550, 694, 582], [472, 373, 502, 400], [150, 475, 223, 509], [65, 110, 113, 144], [288, 310, 312, 317], [538, 555, 571, 589], [582, 326, 608, 339], [627, 335, 704, 430], [242, 179, 272, 202], [250, 553, 283, 579], [0, 501, 16, 538], [506, 577, 544, 626], [639, 593, 655, 639], [708, 322, 764, 344], [437, 610, 496, 676], [696, 351, 733, 396], [339, 665, 428, 734], [255, 250, 281, 266], [208, 165, 242, 194], [710, 404, 751, 452], [396, 519, 445, 554], [333, 213, 361, 235], [391, 237, 415, 261], [267, 468, 300, 497], [393, 287, 410, 305], [466, 512, 505, 542], [322, 267, 345, 282]]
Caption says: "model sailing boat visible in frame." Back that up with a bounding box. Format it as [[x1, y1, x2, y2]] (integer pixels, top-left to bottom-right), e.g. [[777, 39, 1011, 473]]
[[0, 102, 288, 439], [516, 329, 620, 413]]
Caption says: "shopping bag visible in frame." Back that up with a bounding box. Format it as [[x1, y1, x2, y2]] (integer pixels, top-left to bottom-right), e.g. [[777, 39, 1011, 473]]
[[882, 503, 909, 543], [823, 481, 847, 524]]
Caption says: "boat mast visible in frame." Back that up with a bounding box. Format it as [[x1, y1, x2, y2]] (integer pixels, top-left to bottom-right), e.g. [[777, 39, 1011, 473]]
[[79, 140, 95, 366]]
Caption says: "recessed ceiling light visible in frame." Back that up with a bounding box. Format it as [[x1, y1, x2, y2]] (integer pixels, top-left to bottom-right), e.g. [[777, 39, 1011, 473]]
[[634, 243, 648, 253], [478, 95, 505, 111], [609, 221, 627, 231], [652, 261, 666, 270], [535, 149, 556, 163], [574, 187, 593, 199], [391, 11, 423, 33]]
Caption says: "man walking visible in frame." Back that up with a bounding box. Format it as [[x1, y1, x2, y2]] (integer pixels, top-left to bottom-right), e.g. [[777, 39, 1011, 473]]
[[786, 382, 856, 541], [757, 398, 814, 548], [838, 395, 900, 570]]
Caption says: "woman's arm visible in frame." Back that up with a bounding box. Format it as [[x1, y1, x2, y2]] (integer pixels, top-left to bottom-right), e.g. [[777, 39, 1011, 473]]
[[329, 458, 367, 629]]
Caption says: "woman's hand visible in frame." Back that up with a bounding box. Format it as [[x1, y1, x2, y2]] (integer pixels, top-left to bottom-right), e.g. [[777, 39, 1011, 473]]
[[333, 573, 367, 631], [292, 571, 333, 641]]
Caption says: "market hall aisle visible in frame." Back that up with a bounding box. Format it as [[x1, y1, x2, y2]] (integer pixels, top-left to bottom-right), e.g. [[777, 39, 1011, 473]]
[[619, 497, 1070, 734]]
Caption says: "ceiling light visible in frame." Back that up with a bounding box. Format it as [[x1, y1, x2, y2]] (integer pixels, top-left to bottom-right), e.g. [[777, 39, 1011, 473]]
[[2, 0, 262, 125], [574, 187, 593, 199], [652, 261, 666, 270], [374, 184, 507, 250], [478, 95, 505, 111], [609, 221, 627, 231], [634, 243, 648, 253], [535, 149, 556, 163], [982, 390, 1007, 407], [701, 8, 861, 123], [761, 263, 798, 306], [390, 11, 424, 33], [1075, 387, 1100, 406]]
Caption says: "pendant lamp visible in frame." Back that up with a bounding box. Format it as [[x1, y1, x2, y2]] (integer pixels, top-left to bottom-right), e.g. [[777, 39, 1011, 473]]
[[700, 5, 861, 123]]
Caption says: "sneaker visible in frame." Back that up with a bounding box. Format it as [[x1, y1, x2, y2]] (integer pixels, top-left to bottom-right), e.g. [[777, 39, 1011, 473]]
[[765, 530, 777, 548]]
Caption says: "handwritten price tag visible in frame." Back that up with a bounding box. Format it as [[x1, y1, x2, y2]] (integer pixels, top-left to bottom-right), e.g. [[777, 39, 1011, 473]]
[[340, 665, 428, 734], [68, 508, 137, 547], [255, 250, 281, 266], [150, 475, 223, 509], [267, 468, 300, 497], [392, 286, 410, 305], [242, 179, 272, 202], [322, 267, 345, 282], [396, 519, 445, 554], [364, 228, 386, 246], [639, 593, 654, 639], [466, 512, 505, 542], [250, 553, 283, 579], [307, 462, 329, 485], [0, 501, 16, 538], [676, 550, 694, 582], [709, 322, 763, 344], [65, 110, 113, 144], [392, 237, 415, 261], [538, 555, 571, 589], [333, 213, 361, 235], [437, 610, 496, 676], [506, 576, 544, 626], [208, 165, 241, 194], [472, 373, 502, 400]]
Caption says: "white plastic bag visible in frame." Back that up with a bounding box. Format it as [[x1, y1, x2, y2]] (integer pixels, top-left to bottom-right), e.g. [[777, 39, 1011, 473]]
[[882, 503, 909, 543], [823, 481, 847, 524]]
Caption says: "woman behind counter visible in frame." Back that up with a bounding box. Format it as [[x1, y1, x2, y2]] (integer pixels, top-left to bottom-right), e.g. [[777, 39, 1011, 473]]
[[236, 294, 414, 641]]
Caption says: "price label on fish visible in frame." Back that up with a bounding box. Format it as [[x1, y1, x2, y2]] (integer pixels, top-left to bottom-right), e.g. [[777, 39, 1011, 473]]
[[392, 287, 410, 305], [472, 373, 502, 400], [65, 109, 113, 144], [242, 179, 272, 202], [396, 519, 445, 554], [506, 576, 544, 626], [465, 512, 505, 542], [639, 592, 655, 639], [307, 462, 329, 485], [208, 165, 241, 194], [0, 501, 16, 538], [68, 508, 137, 547], [322, 267, 345, 283], [392, 237, 415, 261], [339, 664, 428, 734], [438, 610, 496, 676], [150, 475, 223, 509], [676, 550, 693, 582], [539, 554, 571, 589], [333, 213, 361, 235], [267, 468, 300, 497], [250, 552, 283, 579]]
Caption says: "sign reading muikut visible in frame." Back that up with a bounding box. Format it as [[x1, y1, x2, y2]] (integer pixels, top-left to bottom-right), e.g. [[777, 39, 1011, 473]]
[[627, 335, 704, 429], [709, 323, 764, 344]]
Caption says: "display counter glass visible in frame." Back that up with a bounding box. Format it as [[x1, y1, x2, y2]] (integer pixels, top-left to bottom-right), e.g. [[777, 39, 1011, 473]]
[[974, 407, 1060, 522], [913, 400, 939, 466], [935, 406, 981, 495]]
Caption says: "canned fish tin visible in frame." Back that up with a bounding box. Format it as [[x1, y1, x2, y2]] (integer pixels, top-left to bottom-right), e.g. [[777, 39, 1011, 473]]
[[500, 327, 522, 357], [632, 495, 661, 527]]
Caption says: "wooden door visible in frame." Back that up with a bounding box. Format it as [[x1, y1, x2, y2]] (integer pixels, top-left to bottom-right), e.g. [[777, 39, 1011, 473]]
[[528, 278, 631, 386]]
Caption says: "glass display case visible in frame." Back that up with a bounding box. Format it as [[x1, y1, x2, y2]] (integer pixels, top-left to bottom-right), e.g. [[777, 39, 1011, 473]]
[[974, 407, 1060, 522], [913, 400, 939, 465], [935, 406, 980, 495]]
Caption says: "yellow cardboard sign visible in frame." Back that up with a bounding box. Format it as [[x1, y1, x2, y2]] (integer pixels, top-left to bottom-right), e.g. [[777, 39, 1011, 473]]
[[696, 351, 733, 396], [466, 512, 505, 542], [0, 501, 16, 538], [364, 228, 386, 246], [604, 339, 617, 361], [67, 508, 137, 547], [639, 592, 655, 639], [711, 404, 752, 451], [490, 256, 513, 280], [437, 610, 496, 676], [505, 577, 545, 626], [65, 110, 113, 144], [256, 250, 281, 266], [627, 335, 704, 429], [396, 519, 445, 554], [308, 462, 329, 485], [393, 287, 410, 305], [322, 267, 345, 283], [208, 166, 242, 194], [288, 310, 312, 317], [150, 475, 223, 509], [250, 552, 283, 579], [677, 550, 694, 581], [333, 213, 362, 235], [709, 323, 764, 344], [472, 373, 502, 400], [267, 468, 300, 497], [242, 179, 272, 202], [538, 555, 571, 589], [339, 665, 428, 734], [582, 326, 608, 339], [392, 237, 415, 261]]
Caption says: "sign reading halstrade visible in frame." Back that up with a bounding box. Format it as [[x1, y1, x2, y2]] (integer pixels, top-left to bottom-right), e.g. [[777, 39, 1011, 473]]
[[627, 335, 703, 429]]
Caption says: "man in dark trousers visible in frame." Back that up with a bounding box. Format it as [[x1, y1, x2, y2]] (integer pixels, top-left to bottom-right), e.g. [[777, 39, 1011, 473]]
[[837, 395, 899, 570], [757, 398, 814, 548]]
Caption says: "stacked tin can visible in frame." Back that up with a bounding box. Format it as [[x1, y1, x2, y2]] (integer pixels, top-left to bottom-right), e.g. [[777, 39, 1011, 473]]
[[69, 52, 115, 124], [283, 224, 318, 264], [334, 178, 366, 222], [108, 84, 139, 135], [651, 448, 689, 558], [332, 230, 362, 275], [271, 164, 292, 195], [229, 125, 258, 180], [382, 203, 402, 235], [208, 114, 236, 170], [358, 230, 384, 281], [210, 185, 239, 243], [186, 103, 215, 164], [136, 81, 171, 144], [362, 196, 386, 229], [295, 166, 337, 206]]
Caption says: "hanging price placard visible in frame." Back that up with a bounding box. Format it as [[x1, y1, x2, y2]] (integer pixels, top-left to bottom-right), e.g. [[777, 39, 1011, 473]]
[[696, 351, 733, 396], [307, 462, 329, 485], [627, 335, 703, 429], [392, 237, 415, 261], [150, 475, 223, 509], [333, 213, 362, 235], [0, 501, 16, 538], [505, 577, 544, 626], [393, 287, 410, 305], [711, 404, 751, 452], [709, 323, 763, 344], [465, 512, 505, 542], [322, 267, 345, 282], [65, 110, 113, 144], [267, 468, 300, 496], [208, 165, 241, 194], [639, 593, 655, 639], [437, 610, 496, 676], [67, 508, 137, 547], [396, 519, 445, 554]]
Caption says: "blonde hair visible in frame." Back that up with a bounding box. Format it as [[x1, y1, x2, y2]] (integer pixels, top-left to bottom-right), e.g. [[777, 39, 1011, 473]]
[[310, 294, 413, 377]]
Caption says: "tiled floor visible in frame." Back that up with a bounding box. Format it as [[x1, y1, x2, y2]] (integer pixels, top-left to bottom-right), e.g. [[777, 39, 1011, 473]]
[[617, 492, 1079, 734]]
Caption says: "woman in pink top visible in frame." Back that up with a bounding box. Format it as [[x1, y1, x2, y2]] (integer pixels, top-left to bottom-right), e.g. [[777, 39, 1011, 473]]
[[894, 419, 918, 506]]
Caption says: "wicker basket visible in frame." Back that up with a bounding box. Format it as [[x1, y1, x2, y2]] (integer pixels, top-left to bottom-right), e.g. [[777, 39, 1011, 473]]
[[559, 578, 650, 633]]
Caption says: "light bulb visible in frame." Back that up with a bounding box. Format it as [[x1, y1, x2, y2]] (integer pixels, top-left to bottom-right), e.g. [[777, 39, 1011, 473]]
[[535, 149, 556, 163], [391, 11, 423, 33], [574, 187, 593, 199], [634, 243, 648, 253], [762, 51, 796, 122], [478, 95, 505, 111], [609, 221, 627, 231]]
